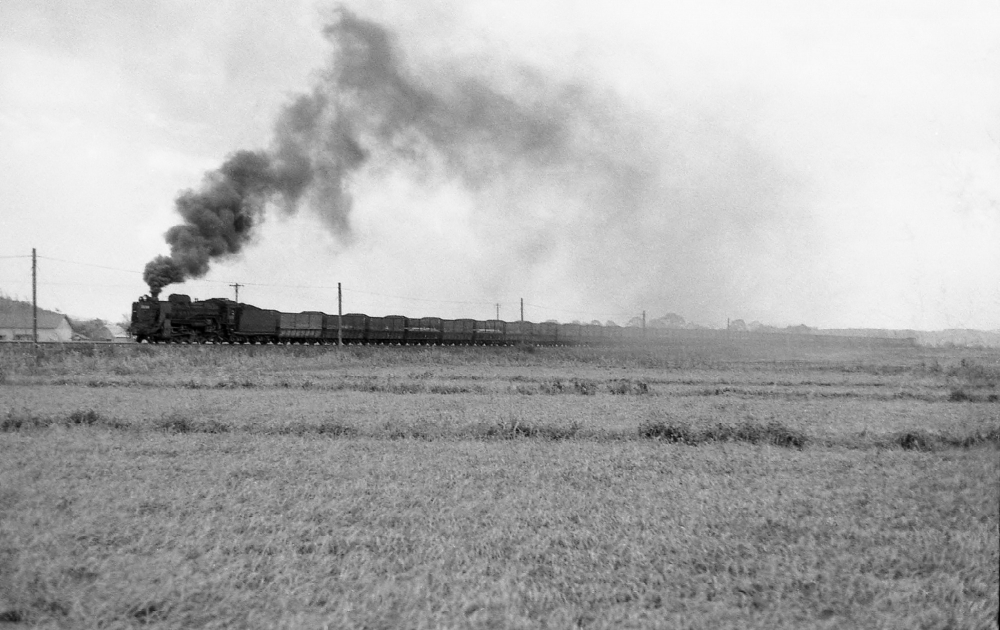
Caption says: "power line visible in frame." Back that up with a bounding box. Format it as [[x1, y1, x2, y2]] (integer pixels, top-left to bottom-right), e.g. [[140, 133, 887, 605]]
[[341, 286, 498, 307], [37, 255, 143, 275], [36, 282, 144, 288], [14, 252, 649, 323], [522, 301, 636, 322]]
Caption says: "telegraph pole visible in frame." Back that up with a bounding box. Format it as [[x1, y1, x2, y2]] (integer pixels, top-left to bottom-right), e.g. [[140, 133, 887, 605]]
[[337, 282, 343, 346], [496, 303, 500, 321], [230, 283, 242, 302], [32, 248, 37, 345], [520, 298, 524, 322]]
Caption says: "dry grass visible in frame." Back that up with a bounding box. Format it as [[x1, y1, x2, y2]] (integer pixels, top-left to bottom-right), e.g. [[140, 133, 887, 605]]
[[0, 342, 997, 628], [0, 432, 996, 628]]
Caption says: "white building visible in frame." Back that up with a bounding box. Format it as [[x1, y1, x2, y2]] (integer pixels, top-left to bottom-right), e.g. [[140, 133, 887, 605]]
[[0, 310, 73, 342]]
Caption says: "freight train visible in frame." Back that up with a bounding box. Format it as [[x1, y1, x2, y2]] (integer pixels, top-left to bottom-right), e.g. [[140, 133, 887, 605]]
[[129, 294, 920, 350], [129, 293, 628, 345]]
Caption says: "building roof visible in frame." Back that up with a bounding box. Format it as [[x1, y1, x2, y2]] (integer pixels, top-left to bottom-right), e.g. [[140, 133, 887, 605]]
[[106, 323, 129, 338], [0, 301, 69, 329]]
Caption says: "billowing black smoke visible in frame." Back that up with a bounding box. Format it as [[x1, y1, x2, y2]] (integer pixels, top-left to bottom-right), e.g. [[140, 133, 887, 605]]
[[144, 6, 801, 323], [144, 7, 579, 296], [143, 150, 295, 296]]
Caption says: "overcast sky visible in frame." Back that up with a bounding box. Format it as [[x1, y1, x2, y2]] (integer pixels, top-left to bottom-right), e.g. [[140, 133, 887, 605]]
[[1, 0, 997, 329]]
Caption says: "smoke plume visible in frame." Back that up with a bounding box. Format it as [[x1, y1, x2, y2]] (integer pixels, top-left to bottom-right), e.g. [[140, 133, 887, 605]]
[[146, 6, 803, 320], [145, 7, 577, 295]]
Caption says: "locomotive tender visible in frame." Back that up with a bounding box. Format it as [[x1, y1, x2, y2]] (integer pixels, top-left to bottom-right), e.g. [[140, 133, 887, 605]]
[[129, 293, 626, 345]]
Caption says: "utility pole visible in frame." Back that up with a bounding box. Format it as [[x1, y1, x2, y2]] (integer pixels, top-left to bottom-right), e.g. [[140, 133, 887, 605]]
[[337, 282, 343, 347], [32, 248, 37, 346], [496, 303, 500, 321], [230, 283, 242, 302], [520, 298, 524, 322]]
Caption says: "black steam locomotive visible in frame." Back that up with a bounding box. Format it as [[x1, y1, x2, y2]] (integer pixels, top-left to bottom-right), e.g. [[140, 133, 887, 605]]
[[129, 293, 628, 345]]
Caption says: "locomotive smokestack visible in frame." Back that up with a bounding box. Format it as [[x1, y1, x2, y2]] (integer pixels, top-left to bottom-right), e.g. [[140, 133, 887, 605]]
[[143, 255, 186, 298]]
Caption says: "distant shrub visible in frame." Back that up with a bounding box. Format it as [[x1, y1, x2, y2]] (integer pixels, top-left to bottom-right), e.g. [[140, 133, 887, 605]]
[[428, 385, 476, 394], [947, 359, 1000, 386], [758, 421, 808, 448], [539, 379, 565, 394], [316, 421, 359, 437], [68, 410, 102, 426], [478, 418, 580, 440], [948, 388, 977, 402], [156, 413, 195, 433], [130, 602, 166, 624], [537, 422, 582, 440], [0, 610, 24, 623], [572, 379, 598, 395], [609, 379, 650, 395], [155, 413, 229, 434], [383, 422, 431, 440], [389, 382, 424, 395], [1, 409, 50, 432], [270, 423, 320, 437], [352, 380, 426, 394], [638, 421, 695, 443], [892, 426, 1000, 451], [639, 420, 806, 448], [1, 408, 131, 431], [896, 431, 935, 451], [501, 422, 537, 438], [198, 419, 230, 434]]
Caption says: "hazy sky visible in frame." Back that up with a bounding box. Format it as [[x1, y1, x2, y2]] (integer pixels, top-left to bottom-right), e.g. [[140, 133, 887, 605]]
[[1, 0, 997, 329]]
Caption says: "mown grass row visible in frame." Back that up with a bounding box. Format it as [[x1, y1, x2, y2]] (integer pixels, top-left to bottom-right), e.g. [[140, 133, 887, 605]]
[[4, 341, 997, 382], [32, 376, 655, 396], [25, 375, 996, 402], [4, 408, 998, 451]]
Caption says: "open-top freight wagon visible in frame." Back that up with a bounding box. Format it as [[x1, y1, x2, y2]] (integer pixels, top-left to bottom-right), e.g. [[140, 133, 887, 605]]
[[129, 294, 626, 346]]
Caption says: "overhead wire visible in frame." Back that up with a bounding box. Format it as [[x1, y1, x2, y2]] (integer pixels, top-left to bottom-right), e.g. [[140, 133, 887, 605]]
[[342, 286, 498, 307], [522, 301, 638, 323], [10, 253, 651, 323]]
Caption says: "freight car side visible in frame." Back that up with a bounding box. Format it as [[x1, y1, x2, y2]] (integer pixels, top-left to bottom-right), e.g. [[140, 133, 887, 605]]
[[442, 318, 475, 345], [235, 305, 280, 343], [367, 315, 406, 344], [321, 313, 368, 343], [504, 321, 534, 345], [406, 317, 443, 344], [278, 311, 324, 342], [474, 320, 505, 345]]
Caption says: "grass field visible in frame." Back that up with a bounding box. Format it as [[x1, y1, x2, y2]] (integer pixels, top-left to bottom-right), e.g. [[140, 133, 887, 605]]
[[1, 341, 997, 628]]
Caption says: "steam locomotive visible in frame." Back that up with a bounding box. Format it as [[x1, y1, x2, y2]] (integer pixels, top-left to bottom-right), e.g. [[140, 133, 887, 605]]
[[129, 293, 628, 345]]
